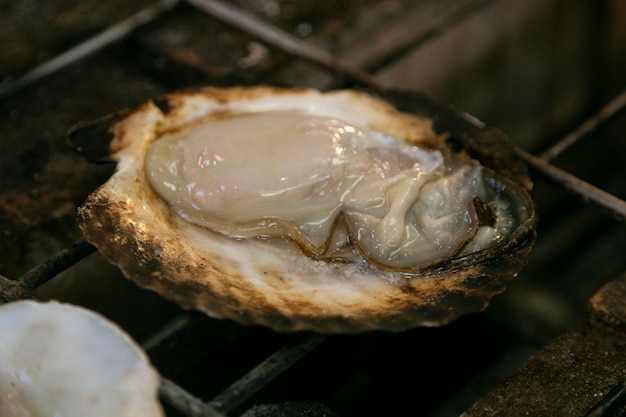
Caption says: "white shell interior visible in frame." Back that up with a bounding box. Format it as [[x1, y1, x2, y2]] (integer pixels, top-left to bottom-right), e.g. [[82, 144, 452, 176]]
[[0, 300, 164, 417]]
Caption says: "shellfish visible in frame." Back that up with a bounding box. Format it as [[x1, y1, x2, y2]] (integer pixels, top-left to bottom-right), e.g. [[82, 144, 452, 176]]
[[0, 300, 163, 417], [70, 87, 536, 333]]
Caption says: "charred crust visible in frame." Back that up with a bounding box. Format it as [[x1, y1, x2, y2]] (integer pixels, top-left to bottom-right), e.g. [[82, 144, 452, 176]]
[[399, 280, 420, 295], [153, 97, 175, 115], [67, 110, 132, 163], [460, 274, 493, 290], [445, 136, 465, 153]]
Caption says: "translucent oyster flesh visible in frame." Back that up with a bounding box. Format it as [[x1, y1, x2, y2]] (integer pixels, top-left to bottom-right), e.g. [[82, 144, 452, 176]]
[[72, 87, 537, 333], [145, 109, 503, 270], [0, 300, 164, 417]]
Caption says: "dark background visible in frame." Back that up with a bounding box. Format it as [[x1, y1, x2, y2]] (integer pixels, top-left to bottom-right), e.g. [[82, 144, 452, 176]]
[[1, 1, 626, 416]]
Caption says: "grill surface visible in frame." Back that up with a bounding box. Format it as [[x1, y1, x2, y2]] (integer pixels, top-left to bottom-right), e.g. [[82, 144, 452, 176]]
[[1, 1, 626, 416]]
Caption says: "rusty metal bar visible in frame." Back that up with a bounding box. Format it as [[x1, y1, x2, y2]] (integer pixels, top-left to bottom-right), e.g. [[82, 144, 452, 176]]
[[142, 314, 191, 351], [515, 147, 626, 220], [207, 334, 328, 414], [364, 0, 496, 72], [0, 274, 31, 303], [0, 0, 179, 100], [1, 238, 95, 302], [184, 0, 382, 88], [160, 377, 228, 417], [19, 239, 96, 290], [539, 90, 626, 161]]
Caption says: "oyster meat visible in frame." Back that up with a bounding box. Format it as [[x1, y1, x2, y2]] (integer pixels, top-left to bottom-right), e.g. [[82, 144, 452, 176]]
[[71, 87, 536, 333]]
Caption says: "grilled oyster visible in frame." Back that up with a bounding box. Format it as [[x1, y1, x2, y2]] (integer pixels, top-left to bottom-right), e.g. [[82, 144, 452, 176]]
[[0, 300, 163, 417], [70, 87, 536, 333]]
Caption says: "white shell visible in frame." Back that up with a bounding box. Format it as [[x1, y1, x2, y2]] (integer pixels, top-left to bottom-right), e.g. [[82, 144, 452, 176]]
[[75, 86, 536, 333], [0, 300, 164, 417]]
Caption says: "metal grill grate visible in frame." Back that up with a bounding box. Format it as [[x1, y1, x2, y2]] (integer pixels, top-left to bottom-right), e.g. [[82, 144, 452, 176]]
[[1, 1, 626, 416]]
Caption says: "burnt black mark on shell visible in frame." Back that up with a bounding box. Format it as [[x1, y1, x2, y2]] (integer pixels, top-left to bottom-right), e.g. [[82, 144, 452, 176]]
[[80, 196, 208, 309], [153, 97, 175, 115], [461, 274, 493, 290], [445, 136, 465, 153], [438, 289, 487, 314], [394, 284, 490, 327], [67, 110, 131, 163], [400, 280, 421, 295]]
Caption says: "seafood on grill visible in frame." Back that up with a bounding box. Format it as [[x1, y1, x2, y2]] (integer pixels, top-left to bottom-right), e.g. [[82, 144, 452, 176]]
[[0, 300, 163, 417], [70, 86, 537, 333]]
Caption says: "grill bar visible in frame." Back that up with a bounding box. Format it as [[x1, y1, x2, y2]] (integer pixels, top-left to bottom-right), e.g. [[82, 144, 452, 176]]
[[142, 314, 192, 352], [161, 377, 228, 417], [0, 239, 96, 303], [19, 239, 96, 289], [516, 146, 626, 220], [0, 0, 179, 100], [2, 2, 625, 416], [207, 333, 328, 414], [584, 379, 626, 417], [539, 89, 626, 161], [363, 0, 496, 73], [184, 0, 382, 88]]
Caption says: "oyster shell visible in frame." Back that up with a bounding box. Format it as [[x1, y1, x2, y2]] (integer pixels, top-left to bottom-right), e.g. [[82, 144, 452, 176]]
[[70, 86, 536, 333], [0, 300, 163, 417]]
